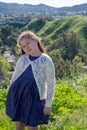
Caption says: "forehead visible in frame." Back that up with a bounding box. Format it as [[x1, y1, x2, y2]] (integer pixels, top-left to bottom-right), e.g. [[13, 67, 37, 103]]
[[20, 37, 34, 44], [21, 37, 33, 42]]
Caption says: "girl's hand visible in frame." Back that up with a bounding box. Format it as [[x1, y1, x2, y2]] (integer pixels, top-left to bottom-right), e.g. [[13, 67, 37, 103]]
[[43, 107, 51, 115]]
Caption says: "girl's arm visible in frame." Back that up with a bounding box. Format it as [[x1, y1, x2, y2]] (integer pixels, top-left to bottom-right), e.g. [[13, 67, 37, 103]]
[[45, 57, 55, 107]]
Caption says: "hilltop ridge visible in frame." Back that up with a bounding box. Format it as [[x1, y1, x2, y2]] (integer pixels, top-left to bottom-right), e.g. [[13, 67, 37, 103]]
[[0, 2, 87, 18]]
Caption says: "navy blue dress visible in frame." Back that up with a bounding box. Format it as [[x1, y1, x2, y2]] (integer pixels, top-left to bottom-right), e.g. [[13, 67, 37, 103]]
[[6, 55, 50, 126]]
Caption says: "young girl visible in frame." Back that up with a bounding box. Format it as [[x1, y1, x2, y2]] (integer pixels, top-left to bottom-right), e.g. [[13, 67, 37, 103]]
[[6, 31, 55, 130]]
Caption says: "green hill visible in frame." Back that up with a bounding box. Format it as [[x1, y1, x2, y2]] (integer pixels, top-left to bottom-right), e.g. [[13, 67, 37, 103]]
[[24, 16, 87, 44]]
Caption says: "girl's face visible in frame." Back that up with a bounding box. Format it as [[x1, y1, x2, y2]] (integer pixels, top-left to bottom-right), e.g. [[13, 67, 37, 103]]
[[20, 37, 40, 56]]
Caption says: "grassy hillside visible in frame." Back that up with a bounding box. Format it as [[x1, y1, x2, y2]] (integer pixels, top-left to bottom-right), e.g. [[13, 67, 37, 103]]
[[24, 16, 87, 44], [1, 76, 87, 129], [23, 18, 47, 32]]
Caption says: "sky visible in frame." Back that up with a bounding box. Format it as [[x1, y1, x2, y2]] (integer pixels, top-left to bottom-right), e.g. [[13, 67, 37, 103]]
[[0, 0, 87, 7]]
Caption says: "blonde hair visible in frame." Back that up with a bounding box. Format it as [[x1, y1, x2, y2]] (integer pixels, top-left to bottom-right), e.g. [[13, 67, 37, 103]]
[[17, 31, 46, 55]]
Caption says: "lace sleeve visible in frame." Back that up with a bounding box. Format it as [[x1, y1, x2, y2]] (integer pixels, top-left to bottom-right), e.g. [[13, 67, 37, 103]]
[[45, 57, 55, 107], [10, 57, 23, 85]]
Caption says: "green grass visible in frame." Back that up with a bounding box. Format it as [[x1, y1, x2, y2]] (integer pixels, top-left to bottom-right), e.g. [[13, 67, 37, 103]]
[[24, 15, 87, 44], [1, 75, 87, 129]]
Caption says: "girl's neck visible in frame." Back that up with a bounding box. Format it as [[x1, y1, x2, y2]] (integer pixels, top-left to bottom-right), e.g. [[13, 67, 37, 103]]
[[31, 50, 42, 57]]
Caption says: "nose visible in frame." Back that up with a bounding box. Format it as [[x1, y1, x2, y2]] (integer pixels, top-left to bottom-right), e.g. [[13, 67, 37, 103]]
[[25, 44, 29, 49]]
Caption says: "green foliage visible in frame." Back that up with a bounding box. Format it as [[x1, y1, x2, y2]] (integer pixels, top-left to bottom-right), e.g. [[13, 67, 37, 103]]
[[79, 77, 87, 88], [0, 89, 7, 109], [50, 77, 87, 129], [0, 24, 20, 54], [38, 19, 62, 37], [49, 49, 83, 79], [57, 32, 80, 60], [0, 55, 11, 88], [72, 56, 83, 75], [37, 16, 87, 43], [24, 18, 46, 33], [1, 76, 87, 129], [53, 85, 87, 111], [0, 108, 15, 130], [79, 42, 87, 64]]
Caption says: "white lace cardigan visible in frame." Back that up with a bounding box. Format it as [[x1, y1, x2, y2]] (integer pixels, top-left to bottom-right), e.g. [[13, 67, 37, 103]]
[[9, 53, 55, 107]]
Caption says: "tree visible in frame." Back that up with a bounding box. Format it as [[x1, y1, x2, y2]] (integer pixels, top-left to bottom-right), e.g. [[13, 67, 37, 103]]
[[49, 49, 71, 79], [72, 56, 83, 76], [57, 32, 81, 60]]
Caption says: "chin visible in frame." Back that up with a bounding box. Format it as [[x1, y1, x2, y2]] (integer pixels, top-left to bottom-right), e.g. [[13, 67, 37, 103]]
[[27, 51, 32, 55]]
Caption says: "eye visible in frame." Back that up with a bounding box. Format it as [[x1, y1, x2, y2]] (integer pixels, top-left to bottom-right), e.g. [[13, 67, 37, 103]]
[[21, 42, 30, 49], [27, 42, 30, 45]]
